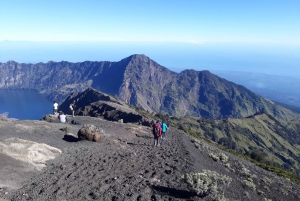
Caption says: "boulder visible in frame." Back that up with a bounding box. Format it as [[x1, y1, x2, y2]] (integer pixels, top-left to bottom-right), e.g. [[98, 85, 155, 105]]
[[42, 114, 60, 123], [77, 124, 104, 142]]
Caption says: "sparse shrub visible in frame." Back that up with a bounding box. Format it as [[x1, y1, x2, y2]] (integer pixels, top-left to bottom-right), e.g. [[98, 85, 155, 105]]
[[280, 188, 288, 195], [263, 185, 270, 192], [243, 178, 256, 191], [182, 170, 232, 198], [191, 138, 211, 152], [243, 191, 250, 198], [262, 177, 272, 185], [250, 150, 265, 162], [250, 174, 257, 179], [240, 167, 251, 177], [209, 152, 219, 161], [219, 153, 228, 163], [224, 163, 230, 168], [211, 194, 232, 201], [61, 126, 71, 133], [257, 190, 264, 195], [178, 123, 186, 131], [209, 152, 229, 163]]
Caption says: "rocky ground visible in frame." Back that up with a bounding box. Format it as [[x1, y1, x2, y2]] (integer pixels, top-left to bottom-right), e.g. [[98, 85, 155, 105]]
[[0, 115, 299, 201]]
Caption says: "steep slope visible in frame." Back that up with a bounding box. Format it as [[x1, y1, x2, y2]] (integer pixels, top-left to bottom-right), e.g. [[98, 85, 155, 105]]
[[118, 55, 299, 120], [171, 113, 300, 175], [0, 60, 108, 102], [0, 55, 299, 120]]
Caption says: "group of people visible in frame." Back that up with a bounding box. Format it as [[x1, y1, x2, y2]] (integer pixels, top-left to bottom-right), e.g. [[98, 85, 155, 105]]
[[152, 120, 170, 147], [53, 100, 76, 123]]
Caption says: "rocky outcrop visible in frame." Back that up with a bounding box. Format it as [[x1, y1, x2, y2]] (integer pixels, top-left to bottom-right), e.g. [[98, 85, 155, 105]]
[[59, 88, 143, 123], [0, 138, 61, 171], [77, 124, 103, 142]]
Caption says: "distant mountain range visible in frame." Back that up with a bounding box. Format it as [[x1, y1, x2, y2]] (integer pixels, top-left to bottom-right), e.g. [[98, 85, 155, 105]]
[[0, 54, 299, 120]]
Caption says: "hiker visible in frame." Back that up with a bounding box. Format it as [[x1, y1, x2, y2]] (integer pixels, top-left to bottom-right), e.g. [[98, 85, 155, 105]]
[[53, 101, 58, 115], [58, 112, 67, 123], [152, 120, 162, 147], [167, 120, 171, 127], [159, 120, 162, 127], [150, 119, 154, 127], [160, 121, 168, 146], [69, 101, 76, 117]]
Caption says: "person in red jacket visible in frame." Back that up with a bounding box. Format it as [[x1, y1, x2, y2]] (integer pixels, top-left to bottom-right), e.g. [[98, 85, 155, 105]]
[[152, 120, 162, 147]]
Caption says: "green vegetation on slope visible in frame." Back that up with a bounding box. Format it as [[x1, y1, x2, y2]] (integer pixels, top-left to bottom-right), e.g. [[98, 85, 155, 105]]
[[170, 112, 300, 177]]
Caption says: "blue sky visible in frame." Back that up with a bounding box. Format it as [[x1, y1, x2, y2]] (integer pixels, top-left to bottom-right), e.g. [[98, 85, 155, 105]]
[[1, 0, 300, 77]]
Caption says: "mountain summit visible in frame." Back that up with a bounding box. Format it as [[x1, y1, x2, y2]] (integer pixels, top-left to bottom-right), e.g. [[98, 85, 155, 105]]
[[0, 54, 298, 120]]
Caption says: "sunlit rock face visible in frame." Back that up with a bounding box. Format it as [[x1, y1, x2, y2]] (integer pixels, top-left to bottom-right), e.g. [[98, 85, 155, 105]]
[[0, 54, 299, 120]]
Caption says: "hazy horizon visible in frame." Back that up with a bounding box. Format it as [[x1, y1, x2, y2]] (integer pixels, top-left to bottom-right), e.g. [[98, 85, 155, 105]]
[[1, 0, 300, 78], [1, 41, 300, 78]]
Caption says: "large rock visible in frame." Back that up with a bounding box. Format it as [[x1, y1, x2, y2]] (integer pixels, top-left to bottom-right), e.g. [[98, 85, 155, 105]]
[[77, 124, 104, 142], [41, 114, 60, 123]]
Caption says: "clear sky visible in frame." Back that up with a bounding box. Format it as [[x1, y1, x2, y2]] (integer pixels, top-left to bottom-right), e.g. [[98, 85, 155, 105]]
[[1, 0, 300, 77]]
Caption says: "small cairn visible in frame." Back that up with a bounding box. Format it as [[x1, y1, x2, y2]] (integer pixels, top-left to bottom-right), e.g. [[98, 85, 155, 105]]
[[77, 124, 104, 142]]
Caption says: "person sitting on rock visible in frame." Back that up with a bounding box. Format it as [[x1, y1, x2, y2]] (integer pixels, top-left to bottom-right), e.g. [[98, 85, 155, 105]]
[[58, 112, 67, 123]]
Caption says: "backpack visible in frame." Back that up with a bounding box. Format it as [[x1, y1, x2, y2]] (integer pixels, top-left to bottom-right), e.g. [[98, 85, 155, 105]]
[[154, 124, 161, 137]]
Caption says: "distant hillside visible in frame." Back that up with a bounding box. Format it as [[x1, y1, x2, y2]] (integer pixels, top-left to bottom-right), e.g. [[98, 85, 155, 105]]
[[1, 55, 300, 120], [170, 113, 300, 175]]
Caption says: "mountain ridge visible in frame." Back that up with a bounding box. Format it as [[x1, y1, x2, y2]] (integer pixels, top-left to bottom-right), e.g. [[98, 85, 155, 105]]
[[0, 54, 299, 120]]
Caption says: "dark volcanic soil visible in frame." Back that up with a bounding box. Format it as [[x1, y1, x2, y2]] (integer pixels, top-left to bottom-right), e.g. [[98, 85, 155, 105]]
[[0, 116, 299, 201]]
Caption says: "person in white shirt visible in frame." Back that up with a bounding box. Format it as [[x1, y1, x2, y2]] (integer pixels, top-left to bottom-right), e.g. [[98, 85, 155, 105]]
[[69, 101, 76, 117], [53, 101, 59, 115], [58, 112, 67, 123]]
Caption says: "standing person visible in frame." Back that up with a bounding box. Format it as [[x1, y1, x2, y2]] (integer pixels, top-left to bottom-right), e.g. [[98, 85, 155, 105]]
[[53, 101, 58, 115], [152, 120, 162, 147], [160, 122, 168, 146], [159, 120, 162, 128], [69, 101, 76, 117], [58, 112, 67, 123], [167, 120, 171, 127]]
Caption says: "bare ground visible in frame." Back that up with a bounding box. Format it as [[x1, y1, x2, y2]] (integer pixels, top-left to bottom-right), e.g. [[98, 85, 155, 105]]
[[0, 116, 299, 201]]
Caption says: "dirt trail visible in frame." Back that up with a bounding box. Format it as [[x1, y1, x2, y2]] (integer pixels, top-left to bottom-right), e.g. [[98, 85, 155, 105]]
[[1, 117, 300, 201], [8, 125, 197, 201]]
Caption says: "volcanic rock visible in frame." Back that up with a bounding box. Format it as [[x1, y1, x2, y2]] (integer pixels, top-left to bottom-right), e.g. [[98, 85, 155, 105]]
[[77, 124, 104, 142]]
